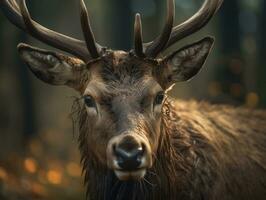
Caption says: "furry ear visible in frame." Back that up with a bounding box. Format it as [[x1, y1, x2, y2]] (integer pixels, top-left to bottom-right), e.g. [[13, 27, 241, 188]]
[[18, 43, 87, 91], [156, 37, 214, 89]]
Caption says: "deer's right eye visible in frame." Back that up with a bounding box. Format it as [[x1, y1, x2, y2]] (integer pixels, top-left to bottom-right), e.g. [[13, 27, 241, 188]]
[[84, 95, 96, 108]]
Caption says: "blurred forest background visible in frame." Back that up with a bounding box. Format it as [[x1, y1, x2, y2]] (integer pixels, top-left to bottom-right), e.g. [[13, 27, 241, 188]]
[[0, 0, 265, 199]]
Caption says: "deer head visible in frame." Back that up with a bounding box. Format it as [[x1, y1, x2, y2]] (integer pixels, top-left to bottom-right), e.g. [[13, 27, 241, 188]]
[[0, 0, 223, 181]]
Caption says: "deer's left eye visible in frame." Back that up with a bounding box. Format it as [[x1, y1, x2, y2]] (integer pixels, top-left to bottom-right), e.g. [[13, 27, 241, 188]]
[[84, 95, 96, 107], [154, 92, 165, 105]]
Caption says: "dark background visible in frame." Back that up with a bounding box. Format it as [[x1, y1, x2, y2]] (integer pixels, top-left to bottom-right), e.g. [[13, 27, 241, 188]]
[[0, 0, 265, 199]]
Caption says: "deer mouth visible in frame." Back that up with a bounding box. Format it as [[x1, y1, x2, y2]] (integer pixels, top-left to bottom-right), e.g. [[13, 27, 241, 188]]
[[114, 168, 146, 181]]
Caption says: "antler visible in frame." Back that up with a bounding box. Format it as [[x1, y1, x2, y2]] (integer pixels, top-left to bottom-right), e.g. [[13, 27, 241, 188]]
[[145, 0, 175, 57], [80, 0, 100, 59], [0, 0, 102, 61], [134, 13, 144, 57], [142, 0, 223, 58], [1, 0, 223, 60]]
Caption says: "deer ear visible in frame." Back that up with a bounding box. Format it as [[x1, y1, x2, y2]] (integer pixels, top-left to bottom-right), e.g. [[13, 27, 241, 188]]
[[17, 43, 87, 91], [158, 37, 214, 89]]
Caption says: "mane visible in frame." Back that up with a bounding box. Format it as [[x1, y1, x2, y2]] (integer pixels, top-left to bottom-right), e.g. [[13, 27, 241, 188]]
[[71, 97, 266, 199]]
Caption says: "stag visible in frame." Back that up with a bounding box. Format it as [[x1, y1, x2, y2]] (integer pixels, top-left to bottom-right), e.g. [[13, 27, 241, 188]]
[[1, 0, 266, 199]]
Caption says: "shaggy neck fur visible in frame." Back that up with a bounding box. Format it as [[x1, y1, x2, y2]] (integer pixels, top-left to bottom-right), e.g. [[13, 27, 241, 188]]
[[73, 97, 266, 200]]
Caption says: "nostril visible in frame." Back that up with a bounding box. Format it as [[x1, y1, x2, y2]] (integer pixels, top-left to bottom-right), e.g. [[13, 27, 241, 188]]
[[114, 145, 144, 171], [112, 143, 117, 154], [136, 146, 145, 158]]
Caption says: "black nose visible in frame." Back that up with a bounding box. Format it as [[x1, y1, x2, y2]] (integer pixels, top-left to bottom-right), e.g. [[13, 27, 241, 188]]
[[114, 144, 144, 171]]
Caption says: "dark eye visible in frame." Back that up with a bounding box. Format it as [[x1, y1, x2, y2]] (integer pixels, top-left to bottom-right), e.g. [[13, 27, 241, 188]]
[[84, 95, 95, 107], [154, 92, 165, 105]]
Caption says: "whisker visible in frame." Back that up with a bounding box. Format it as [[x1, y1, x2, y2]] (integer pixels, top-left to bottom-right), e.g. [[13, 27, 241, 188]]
[[143, 177, 156, 187]]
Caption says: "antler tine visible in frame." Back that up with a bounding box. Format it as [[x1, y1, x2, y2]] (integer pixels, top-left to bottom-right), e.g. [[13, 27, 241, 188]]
[[145, 0, 175, 57], [134, 13, 144, 57], [166, 0, 223, 49], [144, 0, 223, 57], [8, 0, 19, 12], [19, 0, 40, 40], [80, 0, 100, 59], [0, 0, 98, 61]]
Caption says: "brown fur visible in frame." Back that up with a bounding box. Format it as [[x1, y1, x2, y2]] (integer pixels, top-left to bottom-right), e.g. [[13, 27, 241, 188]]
[[3, 1, 262, 198], [16, 40, 266, 200], [72, 92, 266, 200]]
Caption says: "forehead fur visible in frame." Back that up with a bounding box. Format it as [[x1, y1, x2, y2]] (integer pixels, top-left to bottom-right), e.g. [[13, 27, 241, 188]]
[[84, 51, 161, 97], [100, 51, 154, 83]]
